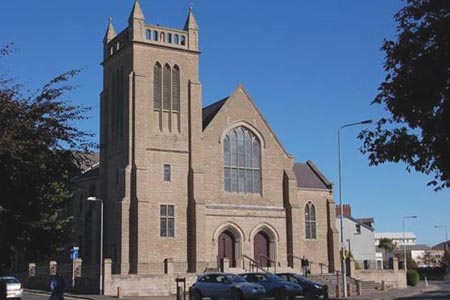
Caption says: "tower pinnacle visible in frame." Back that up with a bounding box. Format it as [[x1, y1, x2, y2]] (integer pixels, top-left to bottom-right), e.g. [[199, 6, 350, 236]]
[[129, 0, 145, 23], [104, 17, 117, 43], [184, 4, 199, 31]]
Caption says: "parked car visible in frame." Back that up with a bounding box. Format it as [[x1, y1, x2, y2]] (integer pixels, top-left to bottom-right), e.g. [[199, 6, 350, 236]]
[[239, 273, 302, 300], [0, 276, 23, 299], [189, 273, 266, 300], [276, 273, 328, 299]]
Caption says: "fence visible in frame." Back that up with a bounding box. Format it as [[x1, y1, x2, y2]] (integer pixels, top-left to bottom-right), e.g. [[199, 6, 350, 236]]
[[354, 259, 395, 271]]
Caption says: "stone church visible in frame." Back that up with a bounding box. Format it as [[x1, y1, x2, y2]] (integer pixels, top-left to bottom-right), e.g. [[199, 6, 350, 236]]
[[77, 0, 339, 276]]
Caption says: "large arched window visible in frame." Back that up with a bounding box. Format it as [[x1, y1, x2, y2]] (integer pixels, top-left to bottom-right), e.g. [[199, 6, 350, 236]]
[[305, 202, 317, 239], [223, 127, 261, 194], [153, 62, 162, 110]]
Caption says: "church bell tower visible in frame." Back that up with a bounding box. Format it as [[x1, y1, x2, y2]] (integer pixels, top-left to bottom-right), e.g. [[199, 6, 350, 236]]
[[100, 0, 202, 273]]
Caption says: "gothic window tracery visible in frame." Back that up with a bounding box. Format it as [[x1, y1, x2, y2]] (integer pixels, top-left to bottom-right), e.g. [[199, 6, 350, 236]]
[[305, 202, 317, 239], [223, 126, 261, 194]]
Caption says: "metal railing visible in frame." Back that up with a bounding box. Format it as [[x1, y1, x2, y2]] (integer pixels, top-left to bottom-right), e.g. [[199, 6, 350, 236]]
[[242, 255, 270, 273], [287, 254, 329, 274]]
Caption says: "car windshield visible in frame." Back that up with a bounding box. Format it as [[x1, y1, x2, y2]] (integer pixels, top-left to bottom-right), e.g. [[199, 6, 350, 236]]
[[0, 278, 19, 284], [267, 274, 283, 282], [227, 275, 246, 283]]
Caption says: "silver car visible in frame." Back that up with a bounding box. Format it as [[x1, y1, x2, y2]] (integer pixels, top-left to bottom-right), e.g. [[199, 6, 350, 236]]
[[0, 276, 23, 299]]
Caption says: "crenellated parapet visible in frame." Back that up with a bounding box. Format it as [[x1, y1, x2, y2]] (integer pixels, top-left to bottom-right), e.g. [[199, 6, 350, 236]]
[[103, 0, 199, 62]]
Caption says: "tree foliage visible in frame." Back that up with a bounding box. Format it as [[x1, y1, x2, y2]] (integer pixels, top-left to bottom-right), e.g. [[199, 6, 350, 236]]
[[378, 238, 396, 253], [359, 0, 450, 190], [441, 251, 450, 268], [0, 45, 94, 272]]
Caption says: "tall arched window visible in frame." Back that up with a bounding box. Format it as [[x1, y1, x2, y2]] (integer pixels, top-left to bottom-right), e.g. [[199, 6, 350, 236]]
[[224, 127, 261, 194], [172, 65, 180, 112], [153, 62, 162, 110], [163, 64, 171, 110], [305, 202, 317, 239]]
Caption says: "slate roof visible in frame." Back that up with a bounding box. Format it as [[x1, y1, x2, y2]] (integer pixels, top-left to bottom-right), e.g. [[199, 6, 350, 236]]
[[293, 160, 333, 190], [431, 240, 450, 250], [202, 97, 228, 129], [340, 215, 375, 232]]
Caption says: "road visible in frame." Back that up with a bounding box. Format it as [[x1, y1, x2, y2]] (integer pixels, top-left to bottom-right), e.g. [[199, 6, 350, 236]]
[[396, 281, 450, 300], [23, 291, 81, 300]]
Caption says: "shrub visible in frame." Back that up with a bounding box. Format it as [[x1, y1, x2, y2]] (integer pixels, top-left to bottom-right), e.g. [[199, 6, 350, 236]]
[[407, 270, 420, 286]]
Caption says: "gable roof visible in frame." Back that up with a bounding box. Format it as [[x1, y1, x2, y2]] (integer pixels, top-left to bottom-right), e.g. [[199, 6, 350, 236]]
[[339, 215, 375, 232], [293, 160, 333, 190], [202, 97, 228, 129]]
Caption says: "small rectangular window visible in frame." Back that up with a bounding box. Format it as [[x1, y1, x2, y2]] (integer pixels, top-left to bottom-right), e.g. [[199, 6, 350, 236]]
[[160, 204, 175, 237], [355, 224, 361, 234], [164, 164, 171, 182]]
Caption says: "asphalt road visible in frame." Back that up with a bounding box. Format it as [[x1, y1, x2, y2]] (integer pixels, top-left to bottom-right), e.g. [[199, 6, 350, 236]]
[[23, 292, 51, 300], [396, 281, 450, 300], [23, 292, 80, 300]]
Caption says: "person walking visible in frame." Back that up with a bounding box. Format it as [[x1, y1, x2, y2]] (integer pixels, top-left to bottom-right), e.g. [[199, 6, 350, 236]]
[[49, 273, 67, 300], [301, 256, 310, 277]]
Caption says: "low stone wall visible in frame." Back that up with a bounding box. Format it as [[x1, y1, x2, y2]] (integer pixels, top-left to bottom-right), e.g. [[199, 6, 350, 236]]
[[353, 269, 407, 289], [105, 273, 197, 297]]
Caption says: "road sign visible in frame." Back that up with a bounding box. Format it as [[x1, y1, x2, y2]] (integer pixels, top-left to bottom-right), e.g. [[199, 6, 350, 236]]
[[70, 247, 79, 260]]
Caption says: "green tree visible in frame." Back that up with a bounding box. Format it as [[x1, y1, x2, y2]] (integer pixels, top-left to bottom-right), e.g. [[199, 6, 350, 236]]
[[378, 238, 395, 253], [0, 45, 93, 272], [359, 0, 450, 191]]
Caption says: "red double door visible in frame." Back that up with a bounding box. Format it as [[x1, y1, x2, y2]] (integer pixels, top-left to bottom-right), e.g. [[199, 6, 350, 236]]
[[218, 230, 270, 268]]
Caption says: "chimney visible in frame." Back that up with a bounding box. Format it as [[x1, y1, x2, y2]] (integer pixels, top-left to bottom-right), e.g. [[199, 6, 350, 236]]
[[336, 204, 351, 217]]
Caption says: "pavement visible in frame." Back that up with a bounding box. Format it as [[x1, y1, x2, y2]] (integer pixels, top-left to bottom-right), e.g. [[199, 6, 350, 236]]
[[24, 281, 443, 300]]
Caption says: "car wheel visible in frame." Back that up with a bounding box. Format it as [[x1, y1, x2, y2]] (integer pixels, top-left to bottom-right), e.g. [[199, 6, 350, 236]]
[[305, 289, 314, 300], [275, 287, 287, 300], [194, 289, 203, 300], [231, 289, 243, 300]]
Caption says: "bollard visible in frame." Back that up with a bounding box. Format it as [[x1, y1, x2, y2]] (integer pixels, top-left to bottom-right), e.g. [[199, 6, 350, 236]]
[[424, 276, 429, 287], [117, 286, 123, 299], [335, 284, 340, 298], [357, 280, 362, 296]]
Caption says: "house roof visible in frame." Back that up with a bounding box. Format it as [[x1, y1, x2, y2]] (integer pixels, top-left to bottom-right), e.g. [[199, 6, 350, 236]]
[[339, 215, 375, 232], [375, 232, 417, 239], [293, 160, 333, 190], [393, 244, 431, 252], [431, 240, 450, 250], [202, 97, 228, 129]]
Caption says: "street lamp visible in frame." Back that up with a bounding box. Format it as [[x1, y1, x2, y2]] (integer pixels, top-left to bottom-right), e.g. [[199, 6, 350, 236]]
[[402, 216, 417, 271], [87, 196, 104, 295], [434, 225, 448, 250], [338, 119, 372, 298]]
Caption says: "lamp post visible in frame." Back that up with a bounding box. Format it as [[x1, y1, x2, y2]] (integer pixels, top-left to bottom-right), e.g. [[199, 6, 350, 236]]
[[434, 225, 448, 250], [87, 197, 104, 295], [338, 119, 372, 298], [402, 216, 417, 271]]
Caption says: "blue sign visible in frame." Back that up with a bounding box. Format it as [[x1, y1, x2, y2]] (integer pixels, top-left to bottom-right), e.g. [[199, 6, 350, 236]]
[[70, 247, 79, 260]]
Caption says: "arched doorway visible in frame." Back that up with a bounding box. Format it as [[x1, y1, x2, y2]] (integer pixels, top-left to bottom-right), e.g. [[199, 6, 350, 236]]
[[218, 230, 236, 267], [254, 231, 270, 267]]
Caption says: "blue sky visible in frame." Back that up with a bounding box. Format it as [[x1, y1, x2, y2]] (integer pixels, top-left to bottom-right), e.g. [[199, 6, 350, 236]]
[[1, 0, 448, 246]]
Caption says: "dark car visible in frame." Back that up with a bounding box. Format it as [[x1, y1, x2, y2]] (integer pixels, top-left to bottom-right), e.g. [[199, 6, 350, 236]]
[[276, 273, 328, 299], [189, 273, 266, 300], [239, 273, 302, 300]]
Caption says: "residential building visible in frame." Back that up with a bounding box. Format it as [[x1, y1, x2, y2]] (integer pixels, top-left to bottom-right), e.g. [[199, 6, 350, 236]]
[[336, 205, 376, 264], [375, 232, 417, 248]]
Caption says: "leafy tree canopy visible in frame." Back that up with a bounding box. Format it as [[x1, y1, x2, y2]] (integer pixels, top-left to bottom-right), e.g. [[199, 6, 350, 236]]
[[0, 45, 94, 272], [378, 238, 396, 253], [359, 0, 450, 190]]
